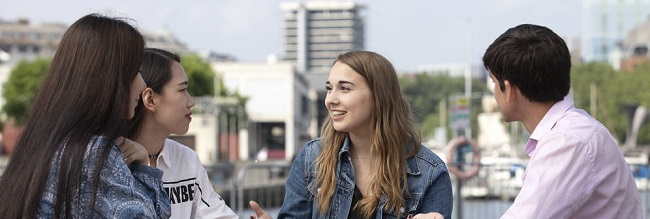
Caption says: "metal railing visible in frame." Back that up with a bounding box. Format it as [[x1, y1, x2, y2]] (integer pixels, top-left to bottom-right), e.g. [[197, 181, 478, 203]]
[[228, 161, 291, 215], [452, 162, 650, 219]]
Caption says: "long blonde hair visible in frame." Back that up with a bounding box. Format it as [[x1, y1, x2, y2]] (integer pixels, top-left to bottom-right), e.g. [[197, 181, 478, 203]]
[[315, 51, 420, 218]]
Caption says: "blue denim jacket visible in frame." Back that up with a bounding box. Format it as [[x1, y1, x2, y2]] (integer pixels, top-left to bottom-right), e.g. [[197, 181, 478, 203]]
[[37, 136, 171, 218], [278, 137, 453, 219]]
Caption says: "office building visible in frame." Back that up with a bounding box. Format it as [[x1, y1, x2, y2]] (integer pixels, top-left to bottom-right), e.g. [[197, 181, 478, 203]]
[[280, 1, 365, 74], [582, 0, 650, 67], [0, 19, 66, 64], [280, 1, 365, 131]]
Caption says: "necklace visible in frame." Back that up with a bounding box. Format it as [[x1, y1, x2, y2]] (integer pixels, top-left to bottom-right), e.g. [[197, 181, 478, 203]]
[[148, 153, 160, 160]]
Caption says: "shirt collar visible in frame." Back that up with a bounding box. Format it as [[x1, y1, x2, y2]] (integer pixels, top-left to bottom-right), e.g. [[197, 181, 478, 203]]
[[154, 139, 171, 169], [525, 95, 575, 155]]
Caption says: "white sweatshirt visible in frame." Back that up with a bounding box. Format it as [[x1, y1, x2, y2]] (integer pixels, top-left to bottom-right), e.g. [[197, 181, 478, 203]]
[[155, 139, 237, 219]]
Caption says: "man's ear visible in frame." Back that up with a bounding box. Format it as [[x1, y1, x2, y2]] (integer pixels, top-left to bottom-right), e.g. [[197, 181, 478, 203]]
[[503, 80, 519, 103], [141, 88, 156, 112]]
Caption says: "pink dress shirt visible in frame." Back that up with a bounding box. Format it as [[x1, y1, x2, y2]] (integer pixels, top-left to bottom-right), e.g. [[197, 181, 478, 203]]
[[501, 96, 642, 219]]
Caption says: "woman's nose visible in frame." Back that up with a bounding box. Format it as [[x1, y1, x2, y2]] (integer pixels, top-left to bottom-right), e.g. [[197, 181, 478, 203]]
[[324, 91, 339, 107]]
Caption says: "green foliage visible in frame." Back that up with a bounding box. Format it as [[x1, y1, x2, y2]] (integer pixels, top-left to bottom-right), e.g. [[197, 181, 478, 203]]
[[180, 55, 216, 96], [571, 61, 650, 144], [612, 63, 650, 143], [419, 113, 441, 138], [400, 73, 488, 139], [570, 62, 616, 111], [179, 54, 247, 115], [1, 58, 51, 124]]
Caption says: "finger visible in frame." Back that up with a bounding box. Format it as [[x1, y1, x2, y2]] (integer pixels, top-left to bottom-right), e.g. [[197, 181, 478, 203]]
[[116, 136, 125, 144], [249, 201, 267, 218], [123, 151, 135, 164], [413, 213, 444, 219], [118, 138, 130, 152], [121, 148, 134, 158]]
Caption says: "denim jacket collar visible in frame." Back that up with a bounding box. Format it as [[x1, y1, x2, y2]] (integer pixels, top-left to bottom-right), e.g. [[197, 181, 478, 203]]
[[335, 135, 424, 217], [278, 137, 453, 219], [405, 154, 420, 175], [338, 135, 353, 160]]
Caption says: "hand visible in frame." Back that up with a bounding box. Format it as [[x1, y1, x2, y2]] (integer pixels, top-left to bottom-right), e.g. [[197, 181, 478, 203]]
[[411, 212, 444, 219], [117, 137, 150, 166], [249, 201, 273, 219]]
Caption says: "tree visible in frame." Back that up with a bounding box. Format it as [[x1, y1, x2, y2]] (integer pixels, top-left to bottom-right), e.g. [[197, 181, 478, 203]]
[[180, 55, 216, 97], [399, 73, 488, 139], [607, 62, 650, 144], [571, 61, 650, 144], [570, 61, 616, 113], [180, 54, 247, 104], [1, 58, 51, 124]]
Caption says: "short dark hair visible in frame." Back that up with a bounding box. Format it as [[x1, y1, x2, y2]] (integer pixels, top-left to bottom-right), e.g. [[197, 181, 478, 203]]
[[482, 24, 571, 102]]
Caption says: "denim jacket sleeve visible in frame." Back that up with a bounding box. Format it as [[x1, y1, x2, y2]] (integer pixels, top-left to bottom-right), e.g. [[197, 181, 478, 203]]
[[415, 146, 453, 219], [94, 143, 172, 218], [37, 137, 171, 218], [277, 139, 318, 218]]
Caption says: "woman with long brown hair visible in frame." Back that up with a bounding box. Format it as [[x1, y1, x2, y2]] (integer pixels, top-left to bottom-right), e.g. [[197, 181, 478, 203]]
[[0, 14, 170, 218], [252, 51, 452, 219]]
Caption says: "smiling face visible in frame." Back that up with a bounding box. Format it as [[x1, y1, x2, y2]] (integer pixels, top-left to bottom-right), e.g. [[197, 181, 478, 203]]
[[152, 61, 195, 135], [129, 72, 146, 119], [325, 62, 373, 135]]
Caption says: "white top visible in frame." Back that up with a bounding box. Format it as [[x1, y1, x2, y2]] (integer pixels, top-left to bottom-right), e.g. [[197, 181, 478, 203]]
[[156, 139, 237, 219]]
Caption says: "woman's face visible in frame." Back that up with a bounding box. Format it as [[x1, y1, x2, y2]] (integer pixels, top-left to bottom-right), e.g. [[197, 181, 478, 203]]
[[325, 62, 373, 134], [129, 72, 146, 119], [151, 61, 195, 135]]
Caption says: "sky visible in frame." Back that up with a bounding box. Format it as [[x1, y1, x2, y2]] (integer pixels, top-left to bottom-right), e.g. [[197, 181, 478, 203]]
[[0, 0, 582, 72]]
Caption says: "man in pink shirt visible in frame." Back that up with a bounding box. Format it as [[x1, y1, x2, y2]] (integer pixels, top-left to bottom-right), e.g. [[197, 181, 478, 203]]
[[483, 24, 642, 218]]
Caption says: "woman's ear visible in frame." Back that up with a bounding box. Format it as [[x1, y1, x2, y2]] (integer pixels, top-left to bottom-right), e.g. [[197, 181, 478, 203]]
[[141, 88, 156, 112]]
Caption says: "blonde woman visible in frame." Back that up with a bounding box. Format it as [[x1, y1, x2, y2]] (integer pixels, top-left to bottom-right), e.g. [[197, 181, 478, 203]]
[[251, 51, 452, 219]]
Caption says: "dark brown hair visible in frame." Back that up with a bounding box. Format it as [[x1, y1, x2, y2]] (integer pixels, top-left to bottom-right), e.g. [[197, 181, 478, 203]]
[[0, 13, 144, 218]]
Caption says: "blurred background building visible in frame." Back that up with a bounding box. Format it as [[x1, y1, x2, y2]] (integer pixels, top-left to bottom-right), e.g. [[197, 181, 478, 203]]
[[581, 0, 650, 69], [280, 1, 366, 130], [0, 18, 66, 64]]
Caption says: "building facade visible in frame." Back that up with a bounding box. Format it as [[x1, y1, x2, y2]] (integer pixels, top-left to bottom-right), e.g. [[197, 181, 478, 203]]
[[0, 19, 66, 64], [280, 1, 366, 131], [582, 0, 650, 67], [620, 16, 650, 71], [280, 1, 365, 74], [0, 18, 189, 65], [211, 61, 316, 161]]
